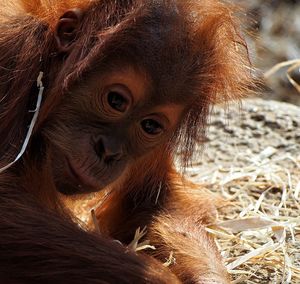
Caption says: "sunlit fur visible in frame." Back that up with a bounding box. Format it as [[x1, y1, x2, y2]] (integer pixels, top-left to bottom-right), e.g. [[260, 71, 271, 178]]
[[0, 1, 253, 283]]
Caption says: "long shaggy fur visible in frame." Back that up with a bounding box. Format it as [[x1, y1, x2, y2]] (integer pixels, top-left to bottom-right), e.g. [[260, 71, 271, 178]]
[[0, 1, 254, 283]]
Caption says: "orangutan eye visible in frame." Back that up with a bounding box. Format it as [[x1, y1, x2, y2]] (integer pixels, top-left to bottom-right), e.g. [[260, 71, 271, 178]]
[[107, 91, 129, 112], [141, 119, 164, 135]]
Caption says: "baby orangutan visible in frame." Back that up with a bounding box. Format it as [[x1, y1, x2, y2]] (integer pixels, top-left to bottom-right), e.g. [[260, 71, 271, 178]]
[[0, 0, 253, 283]]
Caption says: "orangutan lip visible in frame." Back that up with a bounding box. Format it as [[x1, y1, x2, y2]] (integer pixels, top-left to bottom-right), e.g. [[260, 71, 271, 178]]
[[66, 158, 100, 191]]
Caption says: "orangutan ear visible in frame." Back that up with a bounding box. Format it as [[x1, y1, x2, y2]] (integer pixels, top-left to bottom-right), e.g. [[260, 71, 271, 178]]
[[54, 9, 83, 53]]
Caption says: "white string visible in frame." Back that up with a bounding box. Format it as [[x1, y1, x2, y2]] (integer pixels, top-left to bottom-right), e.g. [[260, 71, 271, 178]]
[[0, 72, 44, 173]]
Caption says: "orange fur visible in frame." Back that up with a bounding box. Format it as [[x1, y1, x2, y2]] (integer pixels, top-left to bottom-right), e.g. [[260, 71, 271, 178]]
[[2, 0, 93, 27], [0, 1, 254, 282]]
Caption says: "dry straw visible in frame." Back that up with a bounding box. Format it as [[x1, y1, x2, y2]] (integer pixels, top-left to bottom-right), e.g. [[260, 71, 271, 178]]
[[195, 147, 300, 283]]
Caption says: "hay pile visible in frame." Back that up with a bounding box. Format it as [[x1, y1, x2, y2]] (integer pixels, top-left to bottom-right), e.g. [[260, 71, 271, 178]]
[[186, 99, 300, 283], [188, 149, 300, 283]]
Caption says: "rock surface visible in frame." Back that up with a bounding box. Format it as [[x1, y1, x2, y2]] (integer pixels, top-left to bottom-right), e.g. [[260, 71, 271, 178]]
[[192, 98, 300, 172]]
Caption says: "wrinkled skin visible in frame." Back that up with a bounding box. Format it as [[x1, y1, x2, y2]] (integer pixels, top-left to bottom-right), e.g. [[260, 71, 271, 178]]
[[44, 66, 184, 195]]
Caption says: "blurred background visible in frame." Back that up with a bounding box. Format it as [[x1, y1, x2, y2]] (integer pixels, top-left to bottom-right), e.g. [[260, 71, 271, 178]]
[[235, 0, 300, 105]]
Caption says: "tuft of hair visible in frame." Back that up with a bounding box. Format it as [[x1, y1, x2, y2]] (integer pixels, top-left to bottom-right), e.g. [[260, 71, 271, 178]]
[[1, 0, 93, 27]]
